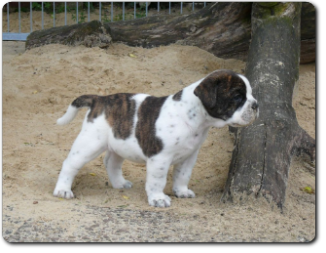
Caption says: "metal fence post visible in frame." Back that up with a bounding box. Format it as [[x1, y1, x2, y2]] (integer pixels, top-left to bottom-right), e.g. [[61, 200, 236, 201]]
[[65, 2, 67, 25], [111, 2, 113, 22], [7, 3, 9, 32], [42, 2, 44, 29], [76, 2, 79, 23], [18, 2, 21, 33], [123, 2, 125, 21], [88, 2, 90, 22], [53, 2, 55, 27], [30, 2, 32, 32], [99, 2, 101, 21]]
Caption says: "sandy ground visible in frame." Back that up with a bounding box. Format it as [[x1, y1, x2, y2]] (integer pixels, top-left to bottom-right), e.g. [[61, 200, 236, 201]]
[[2, 40, 315, 242]]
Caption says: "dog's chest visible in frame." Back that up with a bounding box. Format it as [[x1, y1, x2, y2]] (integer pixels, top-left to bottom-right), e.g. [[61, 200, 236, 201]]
[[169, 129, 208, 164], [155, 98, 209, 163]]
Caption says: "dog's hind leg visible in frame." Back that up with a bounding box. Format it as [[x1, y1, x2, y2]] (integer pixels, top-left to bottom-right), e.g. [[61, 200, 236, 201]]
[[104, 150, 132, 189], [172, 149, 199, 198], [53, 116, 108, 199]]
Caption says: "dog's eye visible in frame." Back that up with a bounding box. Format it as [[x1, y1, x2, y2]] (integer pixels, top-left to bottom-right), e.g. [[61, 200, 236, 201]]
[[233, 95, 243, 102]]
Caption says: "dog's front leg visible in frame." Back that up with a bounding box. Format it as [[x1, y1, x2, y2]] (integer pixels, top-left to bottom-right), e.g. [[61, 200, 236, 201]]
[[172, 149, 199, 198], [146, 157, 172, 208]]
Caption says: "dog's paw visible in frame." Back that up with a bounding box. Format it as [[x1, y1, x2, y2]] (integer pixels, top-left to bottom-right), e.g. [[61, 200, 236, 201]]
[[53, 189, 74, 199], [122, 180, 133, 189], [173, 188, 196, 198], [112, 180, 133, 189], [148, 194, 171, 208]]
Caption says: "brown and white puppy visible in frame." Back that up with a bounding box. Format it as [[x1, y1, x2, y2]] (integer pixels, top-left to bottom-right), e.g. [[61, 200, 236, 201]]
[[53, 69, 258, 207]]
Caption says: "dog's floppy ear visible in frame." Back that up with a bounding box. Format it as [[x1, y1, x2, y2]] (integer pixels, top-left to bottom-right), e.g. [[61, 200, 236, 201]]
[[194, 76, 218, 109]]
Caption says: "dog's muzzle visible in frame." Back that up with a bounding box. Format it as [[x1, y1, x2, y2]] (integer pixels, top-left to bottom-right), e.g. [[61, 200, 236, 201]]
[[252, 101, 259, 119]]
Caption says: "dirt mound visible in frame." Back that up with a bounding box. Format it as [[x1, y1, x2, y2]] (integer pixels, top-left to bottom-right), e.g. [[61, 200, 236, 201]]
[[2, 41, 315, 242]]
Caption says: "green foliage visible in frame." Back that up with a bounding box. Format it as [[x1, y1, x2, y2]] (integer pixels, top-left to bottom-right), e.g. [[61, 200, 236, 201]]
[[73, 2, 96, 12], [80, 10, 87, 23], [135, 11, 146, 19], [32, 2, 41, 11], [21, 7, 29, 12], [69, 3, 96, 23], [57, 4, 65, 13], [102, 10, 111, 23], [31, 2, 50, 12], [139, 3, 146, 11], [71, 10, 87, 24], [44, 2, 51, 11], [126, 2, 135, 8], [113, 13, 123, 22], [31, 2, 65, 14], [137, 3, 148, 19], [88, 2, 95, 12]]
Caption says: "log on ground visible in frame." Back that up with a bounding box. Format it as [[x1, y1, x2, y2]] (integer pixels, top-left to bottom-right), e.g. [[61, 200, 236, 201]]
[[25, 3, 315, 63]]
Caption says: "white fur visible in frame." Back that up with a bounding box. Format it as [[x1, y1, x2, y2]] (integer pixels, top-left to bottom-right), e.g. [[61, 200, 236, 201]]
[[53, 75, 258, 207], [56, 105, 79, 125]]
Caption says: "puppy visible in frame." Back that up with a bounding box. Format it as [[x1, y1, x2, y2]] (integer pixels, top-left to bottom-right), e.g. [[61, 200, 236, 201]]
[[53, 69, 258, 207]]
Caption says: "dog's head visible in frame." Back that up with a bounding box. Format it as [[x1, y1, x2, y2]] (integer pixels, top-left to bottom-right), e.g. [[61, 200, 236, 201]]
[[194, 70, 258, 127]]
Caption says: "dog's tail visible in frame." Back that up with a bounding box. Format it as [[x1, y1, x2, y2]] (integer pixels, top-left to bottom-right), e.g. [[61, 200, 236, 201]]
[[57, 95, 97, 125]]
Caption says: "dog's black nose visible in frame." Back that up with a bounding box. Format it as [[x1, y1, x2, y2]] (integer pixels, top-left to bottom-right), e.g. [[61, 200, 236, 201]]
[[252, 102, 259, 110]]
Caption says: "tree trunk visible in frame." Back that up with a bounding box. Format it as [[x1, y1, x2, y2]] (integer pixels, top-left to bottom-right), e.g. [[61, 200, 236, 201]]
[[221, 3, 315, 208], [26, 2, 252, 59], [25, 2, 315, 63], [105, 2, 252, 60], [26, 21, 112, 49]]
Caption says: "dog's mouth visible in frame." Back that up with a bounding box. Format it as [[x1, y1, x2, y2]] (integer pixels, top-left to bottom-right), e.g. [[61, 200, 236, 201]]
[[230, 111, 258, 128], [230, 123, 242, 127], [229, 122, 251, 128]]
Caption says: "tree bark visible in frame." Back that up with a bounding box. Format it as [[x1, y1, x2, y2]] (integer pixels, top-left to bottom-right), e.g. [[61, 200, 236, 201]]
[[25, 2, 315, 63], [26, 20, 112, 49], [26, 2, 252, 59], [221, 3, 315, 208], [105, 2, 252, 60]]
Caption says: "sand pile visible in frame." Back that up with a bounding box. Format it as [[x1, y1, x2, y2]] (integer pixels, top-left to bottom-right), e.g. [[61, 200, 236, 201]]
[[2, 41, 315, 242]]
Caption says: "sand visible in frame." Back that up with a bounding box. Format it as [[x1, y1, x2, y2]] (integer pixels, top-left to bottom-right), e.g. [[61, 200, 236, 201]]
[[2, 40, 315, 242]]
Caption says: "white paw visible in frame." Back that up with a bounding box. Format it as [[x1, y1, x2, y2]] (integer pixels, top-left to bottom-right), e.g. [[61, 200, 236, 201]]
[[148, 194, 171, 208], [112, 180, 133, 189], [122, 180, 133, 189], [53, 188, 74, 199], [173, 188, 195, 198]]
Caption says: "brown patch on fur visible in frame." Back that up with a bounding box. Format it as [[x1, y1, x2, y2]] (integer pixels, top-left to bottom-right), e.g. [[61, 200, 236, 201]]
[[71, 95, 103, 121], [136, 96, 168, 157], [194, 70, 247, 120], [71, 93, 136, 139], [104, 94, 136, 139], [72, 95, 98, 108], [172, 90, 183, 101]]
